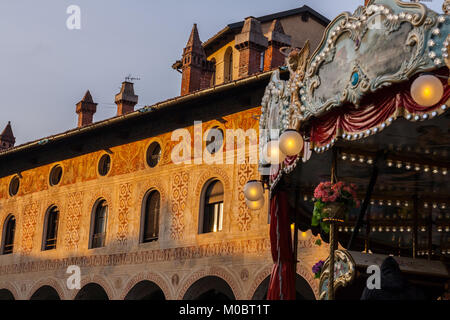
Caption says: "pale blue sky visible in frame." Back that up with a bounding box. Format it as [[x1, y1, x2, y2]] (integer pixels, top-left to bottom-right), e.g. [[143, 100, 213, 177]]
[[0, 0, 443, 144]]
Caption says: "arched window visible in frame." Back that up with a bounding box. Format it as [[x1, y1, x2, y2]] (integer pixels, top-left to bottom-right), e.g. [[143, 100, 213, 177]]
[[224, 47, 233, 83], [210, 58, 216, 87], [141, 190, 160, 243], [42, 206, 59, 251], [90, 200, 108, 249], [200, 180, 224, 234], [1, 215, 15, 255], [259, 51, 265, 72]]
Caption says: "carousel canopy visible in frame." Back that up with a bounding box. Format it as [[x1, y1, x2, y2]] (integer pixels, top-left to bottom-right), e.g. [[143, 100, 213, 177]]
[[259, 0, 450, 188], [257, 0, 450, 263]]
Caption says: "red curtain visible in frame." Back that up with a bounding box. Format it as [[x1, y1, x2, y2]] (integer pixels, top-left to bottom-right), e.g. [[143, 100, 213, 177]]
[[267, 191, 296, 300], [310, 80, 450, 148]]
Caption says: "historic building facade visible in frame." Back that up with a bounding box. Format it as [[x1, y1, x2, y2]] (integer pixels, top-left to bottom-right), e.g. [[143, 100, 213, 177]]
[[0, 6, 331, 300]]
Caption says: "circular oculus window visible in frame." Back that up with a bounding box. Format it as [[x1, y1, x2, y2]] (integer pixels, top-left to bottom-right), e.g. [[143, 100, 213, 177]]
[[9, 176, 20, 197], [206, 127, 224, 154], [98, 154, 111, 176], [49, 165, 63, 186], [146, 142, 162, 168]]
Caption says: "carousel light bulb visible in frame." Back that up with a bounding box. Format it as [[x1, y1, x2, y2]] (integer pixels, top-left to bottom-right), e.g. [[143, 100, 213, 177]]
[[243, 180, 264, 201], [421, 226, 426, 232], [245, 197, 265, 211], [405, 163, 412, 170], [432, 167, 439, 174], [433, 203, 438, 209], [342, 154, 348, 161], [407, 227, 412, 232], [279, 130, 304, 156], [386, 227, 391, 232], [379, 226, 384, 232], [411, 74, 444, 107], [415, 165, 421, 171], [263, 140, 287, 165], [424, 166, 430, 173], [372, 227, 377, 232], [446, 226, 450, 233], [303, 195, 308, 201], [424, 202, 429, 209], [387, 160, 394, 167], [400, 227, 405, 233], [441, 204, 447, 210], [351, 156, 357, 162], [396, 162, 402, 169], [392, 227, 397, 233], [438, 226, 443, 233], [404, 202, 409, 207], [443, 169, 448, 176]]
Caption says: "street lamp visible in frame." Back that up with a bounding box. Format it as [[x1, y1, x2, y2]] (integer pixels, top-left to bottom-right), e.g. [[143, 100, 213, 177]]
[[279, 129, 304, 157], [411, 74, 444, 107]]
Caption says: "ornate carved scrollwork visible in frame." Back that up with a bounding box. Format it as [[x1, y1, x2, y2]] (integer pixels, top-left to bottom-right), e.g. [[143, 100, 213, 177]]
[[299, 0, 448, 119], [446, 34, 450, 85], [444, 0, 450, 15], [319, 250, 356, 300], [287, 41, 310, 130]]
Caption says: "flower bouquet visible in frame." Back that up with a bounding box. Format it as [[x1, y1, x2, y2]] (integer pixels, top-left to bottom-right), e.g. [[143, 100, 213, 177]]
[[311, 181, 360, 233], [312, 260, 325, 279]]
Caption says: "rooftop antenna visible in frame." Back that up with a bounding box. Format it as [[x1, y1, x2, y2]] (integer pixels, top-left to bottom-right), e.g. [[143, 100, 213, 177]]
[[125, 74, 141, 82]]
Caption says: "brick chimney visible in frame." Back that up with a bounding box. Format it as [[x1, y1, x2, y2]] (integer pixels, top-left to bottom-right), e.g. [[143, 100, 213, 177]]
[[76, 90, 97, 127], [264, 19, 291, 71], [0, 121, 15, 151], [115, 82, 138, 116], [235, 17, 268, 78]]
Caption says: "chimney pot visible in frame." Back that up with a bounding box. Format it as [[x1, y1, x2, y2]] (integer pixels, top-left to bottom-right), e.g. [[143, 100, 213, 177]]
[[115, 82, 138, 115], [76, 90, 97, 128]]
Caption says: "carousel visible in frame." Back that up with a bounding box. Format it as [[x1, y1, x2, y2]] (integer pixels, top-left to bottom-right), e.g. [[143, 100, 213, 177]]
[[244, 0, 450, 300]]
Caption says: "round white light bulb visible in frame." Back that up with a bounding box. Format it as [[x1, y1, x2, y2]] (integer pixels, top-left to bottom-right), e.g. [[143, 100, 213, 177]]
[[243, 180, 264, 202], [411, 75, 444, 107], [246, 197, 265, 211], [263, 140, 287, 165], [279, 130, 304, 157]]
